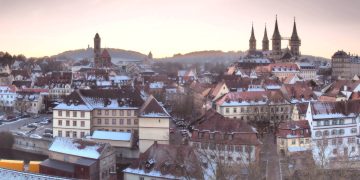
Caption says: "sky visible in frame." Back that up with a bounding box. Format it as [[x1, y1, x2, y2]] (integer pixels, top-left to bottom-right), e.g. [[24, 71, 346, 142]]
[[0, 0, 359, 59]]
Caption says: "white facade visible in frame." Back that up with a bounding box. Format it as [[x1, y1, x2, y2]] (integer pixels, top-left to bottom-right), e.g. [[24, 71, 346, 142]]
[[0, 85, 16, 110]]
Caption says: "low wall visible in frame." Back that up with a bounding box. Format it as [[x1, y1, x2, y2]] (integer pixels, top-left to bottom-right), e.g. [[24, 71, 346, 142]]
[[12, 135, 51, 156]]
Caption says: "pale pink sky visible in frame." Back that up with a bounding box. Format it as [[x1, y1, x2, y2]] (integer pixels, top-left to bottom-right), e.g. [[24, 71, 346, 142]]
[[0, 0, 359, 58]]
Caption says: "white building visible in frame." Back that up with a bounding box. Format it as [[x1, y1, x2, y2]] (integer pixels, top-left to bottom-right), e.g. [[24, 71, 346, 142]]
[[306, 100, 360, 165], [0, 85, 17, 111]]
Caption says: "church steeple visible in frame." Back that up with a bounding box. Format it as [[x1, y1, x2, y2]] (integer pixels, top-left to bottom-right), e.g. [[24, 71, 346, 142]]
[[289, 17, 301, 56], [272, 15, 282, 57], [249, 23, 256, 52], [262, 24, 269, 51]]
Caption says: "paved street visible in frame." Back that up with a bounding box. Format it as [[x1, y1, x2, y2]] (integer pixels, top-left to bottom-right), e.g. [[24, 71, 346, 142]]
[[0, 114, 51, 132], [260, 133, 281, 180]]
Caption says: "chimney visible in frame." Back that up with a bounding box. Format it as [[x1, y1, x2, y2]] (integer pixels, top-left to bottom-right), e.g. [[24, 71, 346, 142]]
[[344, 85, 348, 91]]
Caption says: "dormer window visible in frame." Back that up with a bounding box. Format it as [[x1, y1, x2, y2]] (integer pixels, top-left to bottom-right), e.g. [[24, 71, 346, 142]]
[[198, 132, 204, 139], [228, 134, 233, 140], [210, 133, 215, 140]]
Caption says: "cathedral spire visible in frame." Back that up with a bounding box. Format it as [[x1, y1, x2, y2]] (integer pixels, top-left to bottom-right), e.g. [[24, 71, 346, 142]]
[[290, 17, 300, 41], [262, 24, 269, 51], [250, 23, 256, 41], [272, 15, 281, 40], [249, 22, 256, 52]]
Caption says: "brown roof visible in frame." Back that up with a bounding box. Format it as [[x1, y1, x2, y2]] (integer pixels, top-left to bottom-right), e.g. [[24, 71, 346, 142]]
[[310, 100, 360, 116], [191, 109, 261, 145], [281, 83, 317, 101], [276, 120, 311, 138], [127, 143, 203, 179], [140, 95, 170, 117]]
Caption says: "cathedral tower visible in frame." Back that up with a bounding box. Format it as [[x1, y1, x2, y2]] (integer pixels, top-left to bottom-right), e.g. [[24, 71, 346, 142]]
[[272, 16, 282, 57], [94, 33, 101, 60], [249, 23, 256, 52], [289, 18, 301, 56], [262, 25, 269, 51]]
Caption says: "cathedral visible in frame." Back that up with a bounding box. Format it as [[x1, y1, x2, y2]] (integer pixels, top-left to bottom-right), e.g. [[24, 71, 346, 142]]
[[94, 33, 112, 68], [247, 16, 301, 62]]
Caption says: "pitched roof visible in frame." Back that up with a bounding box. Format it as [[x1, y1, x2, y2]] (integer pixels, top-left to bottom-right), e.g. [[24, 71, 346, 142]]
[[140, 95, 170, 118], [124, 143, 202, 179]]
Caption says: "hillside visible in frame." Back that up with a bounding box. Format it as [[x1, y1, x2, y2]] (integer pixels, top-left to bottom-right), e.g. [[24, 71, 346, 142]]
[[52, 48, 148, 61], [157, 50, 245, 63]]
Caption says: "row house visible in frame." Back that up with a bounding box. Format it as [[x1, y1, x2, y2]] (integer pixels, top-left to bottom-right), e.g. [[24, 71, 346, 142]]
[[53, 88, 170, 153], [276, 120, 311, 156], [319, 80, 360, 101], [296, 62, 317, 80], [190, 110, 261, 165], [306, 100, 360, 163], [215, 90, 292, 123], [15, 90, 45, 114]]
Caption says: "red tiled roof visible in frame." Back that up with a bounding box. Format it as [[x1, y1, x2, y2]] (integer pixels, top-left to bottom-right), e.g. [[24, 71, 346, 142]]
[[276, 120, 311, 138]]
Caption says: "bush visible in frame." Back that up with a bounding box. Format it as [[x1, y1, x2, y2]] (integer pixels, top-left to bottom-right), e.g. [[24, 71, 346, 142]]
[[0, 132, 15, 149]]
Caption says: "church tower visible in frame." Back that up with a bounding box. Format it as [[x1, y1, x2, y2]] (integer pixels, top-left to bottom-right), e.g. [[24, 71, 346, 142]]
[[249, 23, 256, 52], [289, 18, 301, 56], [272, 16, 282, 57], [94, 33, 101, 64], [262, 25, 269, 51]]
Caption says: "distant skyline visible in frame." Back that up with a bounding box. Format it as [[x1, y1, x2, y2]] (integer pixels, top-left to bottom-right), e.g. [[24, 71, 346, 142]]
[[0, 0, 359, 58]]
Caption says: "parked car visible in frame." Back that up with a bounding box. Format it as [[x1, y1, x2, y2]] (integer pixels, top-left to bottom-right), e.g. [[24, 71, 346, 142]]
[[44, 128, 53, 134], [30, 134, 42, 139], [42, 133, 53, 138], [32, 114, 40, 119], [39, 120, 50, 125], [27, 123, 38, 128], [15, 131, 27, 136]]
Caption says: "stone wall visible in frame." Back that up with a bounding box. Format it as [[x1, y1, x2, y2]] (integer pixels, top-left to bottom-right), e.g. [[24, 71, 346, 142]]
[[12, 135, 51, 156]]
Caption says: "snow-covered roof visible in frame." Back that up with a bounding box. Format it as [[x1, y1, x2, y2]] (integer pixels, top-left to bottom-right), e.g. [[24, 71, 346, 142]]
[[91, 130, 131, 141], [149, 82, 164, 89], [0, 168, 68, 180], [49, 137, 105, 159]]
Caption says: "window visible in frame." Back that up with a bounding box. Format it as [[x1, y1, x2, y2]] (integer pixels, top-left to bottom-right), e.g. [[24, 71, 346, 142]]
[[210, 133, 215, 139], [332, 139, 337, 145], [80, 132, 85, 138], [97, 119, 101, 124], [81, 121, 85, 127], [120, 110, 124, 116], [292, 139, 296, 145], [112, 110, 116, 116], [339, 119, 345, 125], [233, 108, 237, 113], [127, 110, 131, 116], [315, 131, 322, 137], [73, 132, 77, 138], [198, 132, 204, 139], [127, 130, 131, 133], [305, 139, 310, 144], [105, 110, 109, 115], [339, 129, 345, 135], [352, 119, 356, 124], [348, 137, 355, 143], [338, 138, 343, 145], [58, 130, 62, 137], [331, 129, 337, 135], [127, 119, 131, 125], [58, 110, 62, 116], [351, 128, 357, 134], [333, 148, 337, 155], [235, 146, 241, 152], [58, 120, 62, 126], [105, 119, 109, 125], [120, 119, 124, 125], [81, 112, 85, 117], [66, 111, 70, 117], [112, 119, 116, 125], [66, 120, 70, 126], [316, 121, 321, 126], [140, 177, 145, 180], [66, 131, 70, 137], [97, 110, 102, 115], [323, 139, 328, 146], [73, 121, 77, 127], [300, 139, 304, 144], [134, 119, 138, 125], [73, 111, 77, 117], [225, 108, 229, 113], [227, 145, 234, 152], [324, 121, 330, 126], [323, 130, 329, 136]]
